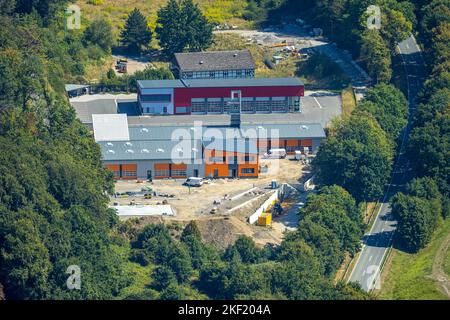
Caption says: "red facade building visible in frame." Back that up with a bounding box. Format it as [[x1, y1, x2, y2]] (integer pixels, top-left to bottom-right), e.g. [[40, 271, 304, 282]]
[[137, 78, 304, 115]]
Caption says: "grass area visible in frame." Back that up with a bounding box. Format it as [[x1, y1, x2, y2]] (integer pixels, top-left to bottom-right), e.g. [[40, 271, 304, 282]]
[[77, 0, 249, 35], [445, 243, 450, 277], [113, 244, 158, 300], [210, 33, 298, 78], [84, 55, 116, 82], [444, 247, 450, 277], [378, 218, 450, 300], [341, 85, 356, 117]]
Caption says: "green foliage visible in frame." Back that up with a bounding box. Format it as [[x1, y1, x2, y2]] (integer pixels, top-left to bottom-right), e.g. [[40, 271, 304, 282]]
[[358, 83, 408, 142], [391, 193, 441, 253], [313, 113, 394, 202], [360, 30, 392, 83], [83, 19, 114, 52], [223, 235, 267, 264], [156, 0, 213, 55], [120, 8, 152, 53], [152, 266, 177, 291]]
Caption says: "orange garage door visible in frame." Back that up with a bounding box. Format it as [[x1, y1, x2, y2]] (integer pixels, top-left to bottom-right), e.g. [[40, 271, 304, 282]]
[[171, 163, 187, 178], [154, 163, 170, 178], [121, 164, 137, 179]]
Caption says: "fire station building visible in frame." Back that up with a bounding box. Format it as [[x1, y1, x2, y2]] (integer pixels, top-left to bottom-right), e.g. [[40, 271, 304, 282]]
[[137, 77, 304, 115]]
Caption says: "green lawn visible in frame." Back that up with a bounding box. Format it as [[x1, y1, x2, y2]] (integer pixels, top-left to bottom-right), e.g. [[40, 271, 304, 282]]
[[444, 237, 450, 277], [379, 218, 450, 300]]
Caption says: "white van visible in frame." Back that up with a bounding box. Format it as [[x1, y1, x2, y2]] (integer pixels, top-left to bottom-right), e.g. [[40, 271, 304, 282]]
[[185, 177, 204, 187], [265, 148, 287, 159]]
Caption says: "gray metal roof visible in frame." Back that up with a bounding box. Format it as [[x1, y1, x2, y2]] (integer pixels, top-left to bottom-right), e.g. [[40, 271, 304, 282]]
[[203, 138, 258, 154], [240, 123, 326, 139], [65, 84, 90, 92], [100, 139, 203, 161], [137, 77, 304, 90], [174, 50, 256, 72], [137, 80, 185, 89], [71, 99, 117, 123]]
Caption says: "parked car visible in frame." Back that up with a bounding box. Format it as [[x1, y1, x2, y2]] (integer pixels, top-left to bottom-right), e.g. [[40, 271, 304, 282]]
[[265, 148, 287, 159], [184, 177, 204, 187]]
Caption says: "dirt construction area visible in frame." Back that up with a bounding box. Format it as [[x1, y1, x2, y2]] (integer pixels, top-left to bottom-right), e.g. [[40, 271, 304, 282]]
[[112, 158, 310, 247]]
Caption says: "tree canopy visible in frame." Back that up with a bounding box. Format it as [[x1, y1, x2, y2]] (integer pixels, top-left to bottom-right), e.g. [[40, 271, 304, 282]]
[[156, 0, 213, 55]]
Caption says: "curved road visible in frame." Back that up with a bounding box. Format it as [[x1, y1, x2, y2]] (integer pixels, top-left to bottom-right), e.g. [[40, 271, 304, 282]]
[[347, 35, 426, 291]]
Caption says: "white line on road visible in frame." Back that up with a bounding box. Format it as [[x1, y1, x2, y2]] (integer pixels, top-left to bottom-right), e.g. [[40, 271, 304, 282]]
[[313, 97, 323, 109]]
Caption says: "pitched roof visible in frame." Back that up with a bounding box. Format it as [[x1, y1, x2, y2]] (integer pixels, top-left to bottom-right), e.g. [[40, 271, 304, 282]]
[[174, 50, 256, 72], [100, 139, 203, 161]]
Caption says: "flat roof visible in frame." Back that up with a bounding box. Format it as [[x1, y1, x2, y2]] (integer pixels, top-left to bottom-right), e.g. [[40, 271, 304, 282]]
[[174, 50, 256, 72], [111, 205, 175, 217], [93, 114, 130, 142], [137, 77, 304, 90]]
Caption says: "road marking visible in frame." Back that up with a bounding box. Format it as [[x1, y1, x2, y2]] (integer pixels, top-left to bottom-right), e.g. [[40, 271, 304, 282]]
[[369, 255, 373, 262], [313, 97, 323, 109]]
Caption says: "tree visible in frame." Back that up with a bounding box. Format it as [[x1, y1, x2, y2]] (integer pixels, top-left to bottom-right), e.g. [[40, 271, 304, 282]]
[[381, 8, 412, 51], [83, 19, 114, 52], [391, 193, 440, 252], [160, 283, 185, 300], [181, 220, 201, 242], [120, 8, 152, 53], [360, 30, 392, 83], [313, 113, 394, 202], [152, 266, 177, 291], [156, 0, 213, 55], [358, 83, 408, 142], [223, 235, 264, 264]]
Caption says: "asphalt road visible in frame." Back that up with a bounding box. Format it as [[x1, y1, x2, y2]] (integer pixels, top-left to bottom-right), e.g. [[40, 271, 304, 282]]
[[347, 35, 426, 291]]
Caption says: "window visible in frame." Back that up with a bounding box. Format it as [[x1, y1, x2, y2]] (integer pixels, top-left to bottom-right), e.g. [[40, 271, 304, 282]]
[[191, 98, 206, 113], [241, 156, 255, 163], [207, 157, 224, 164], [155, 170, 170, 177], [206, 98, 222, 113], [122, 170, 137, 177], [210, 71, 215, 78], [271, 97, 288, 112], [171, 169, 187, 177], [241, 98, 255, 112], [176, 107, 189, 114], [140, 94, 171, 102], [241, 168, 255, 174], [255, 97, 270, 112]]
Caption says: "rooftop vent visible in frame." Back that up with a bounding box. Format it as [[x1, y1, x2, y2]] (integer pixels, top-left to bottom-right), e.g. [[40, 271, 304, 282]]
[[107, 150, 115, 154], [141, 149, 150, 153], [126, 149, 134, 153], [125, 142, 133, 146], [106, 142, 114, 147], [176, 148, 183, 153], [233, 53, 238, 57], [199, 60, 204, 64], [140, 128, 149, 133], [192, 148, 198, 152], [257, 126, 264, 130], [301, 125, 309, 130], [156, 148, 165, 153]]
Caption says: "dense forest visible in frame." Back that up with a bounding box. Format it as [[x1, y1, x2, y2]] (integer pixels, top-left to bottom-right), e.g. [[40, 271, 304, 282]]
[[0, 0, 448, 299]]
